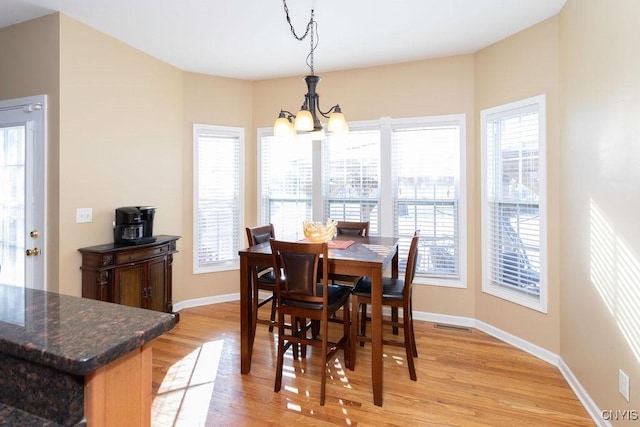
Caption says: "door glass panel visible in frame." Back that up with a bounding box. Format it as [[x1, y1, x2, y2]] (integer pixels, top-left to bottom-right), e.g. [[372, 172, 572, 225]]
[[0, 125, 26, 287]]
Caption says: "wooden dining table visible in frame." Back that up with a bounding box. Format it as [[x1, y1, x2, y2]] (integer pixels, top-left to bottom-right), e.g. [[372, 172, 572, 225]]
[[239, 235, 399, 407]]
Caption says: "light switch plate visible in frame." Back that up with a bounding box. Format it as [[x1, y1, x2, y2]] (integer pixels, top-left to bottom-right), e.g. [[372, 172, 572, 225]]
[[619, 369, 630, 401], [76, 208, 92, 223]]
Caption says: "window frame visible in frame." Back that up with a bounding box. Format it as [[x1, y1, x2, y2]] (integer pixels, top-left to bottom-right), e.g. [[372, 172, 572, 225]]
[[193, 124, 245, 274], [480, 95, 547, 313]]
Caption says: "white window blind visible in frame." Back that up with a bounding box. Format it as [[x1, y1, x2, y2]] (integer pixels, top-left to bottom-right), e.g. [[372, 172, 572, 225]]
[[259, 135, 312, 241], [193, 124, 243, 273], [481, 95, 546, 312], [322, 130, 380, 234], [392, 124, 461, 279]]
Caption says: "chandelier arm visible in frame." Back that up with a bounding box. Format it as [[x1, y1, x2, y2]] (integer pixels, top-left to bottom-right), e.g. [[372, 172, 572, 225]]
[[279, 109, 296, 120], [315, 96, 340, 119]]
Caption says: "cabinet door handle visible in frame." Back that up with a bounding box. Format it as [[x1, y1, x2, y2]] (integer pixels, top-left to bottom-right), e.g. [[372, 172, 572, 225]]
[[147, 287, 153, 297]]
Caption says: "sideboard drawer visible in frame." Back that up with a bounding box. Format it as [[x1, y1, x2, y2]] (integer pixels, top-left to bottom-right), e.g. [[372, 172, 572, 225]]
[[115, 243, 171, 264]]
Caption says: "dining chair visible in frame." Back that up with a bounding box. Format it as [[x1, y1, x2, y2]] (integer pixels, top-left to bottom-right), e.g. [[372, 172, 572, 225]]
[[350, 230, 420, 380], [329, 220, 371, 325], [245, 224, 277, 332], [336, 220, 369, 237], [330, 220, 370, 285], [270, 239, 352, 405]]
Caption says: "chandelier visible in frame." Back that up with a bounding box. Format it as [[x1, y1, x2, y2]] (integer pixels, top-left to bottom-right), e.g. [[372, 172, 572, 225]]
[[273, 1, 349, 138]]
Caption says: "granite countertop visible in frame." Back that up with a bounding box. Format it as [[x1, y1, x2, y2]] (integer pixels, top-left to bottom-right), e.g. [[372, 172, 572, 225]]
[[0, 283, 176, 375]]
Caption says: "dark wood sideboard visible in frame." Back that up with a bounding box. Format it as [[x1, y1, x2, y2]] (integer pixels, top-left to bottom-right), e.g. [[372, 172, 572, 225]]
[[79, 235, 180, 320]]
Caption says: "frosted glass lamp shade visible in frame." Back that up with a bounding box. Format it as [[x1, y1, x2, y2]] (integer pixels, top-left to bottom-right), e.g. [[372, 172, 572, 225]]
[[274, 116, 294, 137], [327, 111, 349, 134], [294, 109, 314, 132]]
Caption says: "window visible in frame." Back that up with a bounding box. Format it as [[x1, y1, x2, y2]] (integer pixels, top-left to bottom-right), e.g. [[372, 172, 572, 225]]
[[322, 130, 381, 234], [259, 134, 312, 241], [193, 124, 244, 273], [481, 95, 547, 312], [258, 114, 466, 287], [391, 120, 464, 283]]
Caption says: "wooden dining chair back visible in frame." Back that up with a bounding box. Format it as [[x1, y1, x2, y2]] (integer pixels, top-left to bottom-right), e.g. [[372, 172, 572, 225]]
[[336, 220, 369, 237], [351, 230, 420, 380], [270, 239, 352, 405], [245, 224, 277, 332], [329, 221, 371, 287]]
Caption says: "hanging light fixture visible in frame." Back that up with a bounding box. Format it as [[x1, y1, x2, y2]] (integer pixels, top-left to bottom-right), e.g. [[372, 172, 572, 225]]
[[273, 1, 349, 138]]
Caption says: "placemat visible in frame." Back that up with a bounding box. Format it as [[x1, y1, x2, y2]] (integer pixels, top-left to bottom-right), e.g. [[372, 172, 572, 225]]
[[328, 240, 354, 249]]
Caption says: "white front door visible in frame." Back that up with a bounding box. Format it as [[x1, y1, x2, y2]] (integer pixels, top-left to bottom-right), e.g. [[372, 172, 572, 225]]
[[0, 95, 46, 290]]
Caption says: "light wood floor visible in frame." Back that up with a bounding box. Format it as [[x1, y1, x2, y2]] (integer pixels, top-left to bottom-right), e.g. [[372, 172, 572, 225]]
[[150, 302, 594, 426]]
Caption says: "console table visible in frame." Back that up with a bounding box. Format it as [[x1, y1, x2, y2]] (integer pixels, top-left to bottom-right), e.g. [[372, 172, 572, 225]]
[[79, 235, 179, 318]]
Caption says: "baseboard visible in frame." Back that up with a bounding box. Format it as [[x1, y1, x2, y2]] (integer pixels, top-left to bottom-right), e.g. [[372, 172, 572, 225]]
[[558, 358, 610, 427], [413, 310, 476, 328], [173, 292, 239, 312], [474, 319, 559, 366], [173, 295, 604, 426]]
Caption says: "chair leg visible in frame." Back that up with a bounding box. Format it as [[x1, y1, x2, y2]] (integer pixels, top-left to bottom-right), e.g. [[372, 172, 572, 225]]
[[300, 317, 307, 358], [350, 297, 359, 369], [292, 315, 300, 360], [343, 297, 351, 370], [403, 305, 417, 381], [392, 307, 399, 335], [359, 302, 367, 347], [320, 317, 329, 405], [409, 300, 418, 357], [268, 292, 277, 332], [274, 310, 286, 392]]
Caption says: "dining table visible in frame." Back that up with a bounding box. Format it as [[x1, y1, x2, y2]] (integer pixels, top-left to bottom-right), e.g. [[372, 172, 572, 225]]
[[238, 234, 399, 407]]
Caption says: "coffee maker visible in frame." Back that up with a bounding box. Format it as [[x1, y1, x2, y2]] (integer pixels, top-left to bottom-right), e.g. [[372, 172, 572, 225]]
[[114, 206, 156, 245]]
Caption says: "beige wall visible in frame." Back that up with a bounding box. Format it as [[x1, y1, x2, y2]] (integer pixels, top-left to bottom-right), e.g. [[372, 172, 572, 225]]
[[0, 14, 61, 290], [57, 15, 184, 296], [474, 17, 561, 352], [559, 0, 640, 415]]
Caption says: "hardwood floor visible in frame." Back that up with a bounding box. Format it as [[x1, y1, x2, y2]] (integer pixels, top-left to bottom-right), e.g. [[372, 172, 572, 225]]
[[151, 302, 594, 426]]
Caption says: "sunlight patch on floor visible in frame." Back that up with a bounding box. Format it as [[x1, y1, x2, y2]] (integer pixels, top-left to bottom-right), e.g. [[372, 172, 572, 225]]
[[152, 340, 224, 426]]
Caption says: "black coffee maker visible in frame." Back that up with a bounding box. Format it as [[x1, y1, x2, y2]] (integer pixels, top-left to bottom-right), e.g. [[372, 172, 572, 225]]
[[114, 206, 156, 245]]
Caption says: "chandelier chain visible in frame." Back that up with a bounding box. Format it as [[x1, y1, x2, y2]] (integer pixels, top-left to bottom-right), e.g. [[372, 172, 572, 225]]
[[309, 15, 314, 74], [282, 0, 318, 75]]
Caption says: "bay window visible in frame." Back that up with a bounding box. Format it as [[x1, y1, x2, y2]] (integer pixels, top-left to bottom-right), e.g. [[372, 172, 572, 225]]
[[258, 114, 466, 287]]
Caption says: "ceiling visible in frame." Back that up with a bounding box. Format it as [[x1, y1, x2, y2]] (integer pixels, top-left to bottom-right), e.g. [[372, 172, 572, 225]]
[[0, 0, 566, 81]]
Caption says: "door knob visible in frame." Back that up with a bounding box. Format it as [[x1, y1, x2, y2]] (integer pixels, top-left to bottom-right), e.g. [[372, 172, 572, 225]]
[[26, 247, 40, 256], [30, 230, 39, 238]]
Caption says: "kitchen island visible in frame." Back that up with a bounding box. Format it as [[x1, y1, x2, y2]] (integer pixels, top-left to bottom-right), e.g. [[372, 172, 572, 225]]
[[0, 283, 176, 426]]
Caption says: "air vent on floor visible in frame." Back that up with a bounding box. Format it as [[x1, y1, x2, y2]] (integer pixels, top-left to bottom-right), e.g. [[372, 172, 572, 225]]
[[434, 323, 472, 333]]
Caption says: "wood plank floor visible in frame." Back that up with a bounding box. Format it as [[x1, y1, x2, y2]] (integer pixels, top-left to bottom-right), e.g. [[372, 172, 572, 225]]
[[150, 302, 594, 426]]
